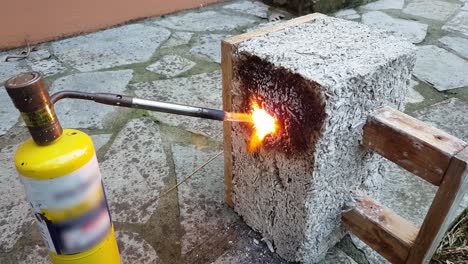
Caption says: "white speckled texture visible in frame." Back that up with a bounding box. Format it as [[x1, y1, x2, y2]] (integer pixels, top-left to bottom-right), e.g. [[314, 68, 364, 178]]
[[228, 16, 415, 263]]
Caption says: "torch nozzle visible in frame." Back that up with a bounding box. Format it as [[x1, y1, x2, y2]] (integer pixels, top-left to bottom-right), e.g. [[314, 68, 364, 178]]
[[224, 112, 253, 123]]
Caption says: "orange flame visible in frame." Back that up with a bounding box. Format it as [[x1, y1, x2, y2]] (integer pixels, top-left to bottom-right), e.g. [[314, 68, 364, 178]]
[[224, 102, 278, 150], [249, 102, 278, 150]]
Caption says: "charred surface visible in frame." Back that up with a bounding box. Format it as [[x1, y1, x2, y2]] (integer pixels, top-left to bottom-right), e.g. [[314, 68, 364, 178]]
[[235, 53, 326, 156]]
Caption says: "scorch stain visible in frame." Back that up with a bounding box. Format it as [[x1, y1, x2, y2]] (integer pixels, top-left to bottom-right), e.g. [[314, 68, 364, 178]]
[[234, 53, 327, 156]]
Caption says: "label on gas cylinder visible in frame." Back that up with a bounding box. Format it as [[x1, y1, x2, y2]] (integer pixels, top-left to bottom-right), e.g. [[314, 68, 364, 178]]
[[20, 104, 57, 128], [19, 155, 112, 255]]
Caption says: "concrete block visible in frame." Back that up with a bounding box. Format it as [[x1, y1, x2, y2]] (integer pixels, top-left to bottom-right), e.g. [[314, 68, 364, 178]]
[[222, 14, 415, 263]]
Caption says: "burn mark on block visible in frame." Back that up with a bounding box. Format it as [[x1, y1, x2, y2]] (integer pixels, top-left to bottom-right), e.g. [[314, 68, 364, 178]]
[[228, 51, 328, 261], [234, 53, 327, 155]]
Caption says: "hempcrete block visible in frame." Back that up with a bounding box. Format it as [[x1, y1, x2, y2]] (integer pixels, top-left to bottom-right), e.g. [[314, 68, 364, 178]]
[[222, 15, 415, 263]]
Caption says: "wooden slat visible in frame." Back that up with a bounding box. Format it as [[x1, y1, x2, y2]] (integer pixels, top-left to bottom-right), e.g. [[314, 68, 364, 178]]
[[222, 39, 234, 207], [223, 13, 325, 46], [342, 196, 419, 264], [406, 146, 468, 263], [221, 13, 324, 207], [363, 106, 467, 186]]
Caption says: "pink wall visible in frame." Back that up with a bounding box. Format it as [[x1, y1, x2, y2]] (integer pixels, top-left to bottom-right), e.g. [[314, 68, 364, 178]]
[[0, 0, 224, 50]]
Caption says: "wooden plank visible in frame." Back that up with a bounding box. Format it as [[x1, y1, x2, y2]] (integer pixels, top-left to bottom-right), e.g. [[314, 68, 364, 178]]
[[363, 106, 467, 186], [221, 13, 324, 207], [222, 39, 234, 207], [223, 13, 325, 46], [342, 196, 419, 264], [406, 146, 468, 263]]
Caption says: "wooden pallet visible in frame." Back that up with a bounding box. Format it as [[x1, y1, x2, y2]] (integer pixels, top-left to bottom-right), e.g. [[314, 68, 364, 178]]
[[342, 106, 468, 263]]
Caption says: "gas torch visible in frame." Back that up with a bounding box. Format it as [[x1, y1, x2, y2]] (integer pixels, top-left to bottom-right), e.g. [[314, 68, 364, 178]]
[[4, 72, 277, 264]]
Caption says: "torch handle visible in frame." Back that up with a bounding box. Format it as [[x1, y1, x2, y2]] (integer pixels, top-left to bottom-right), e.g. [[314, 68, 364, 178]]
[[50, 91, 226, 121]]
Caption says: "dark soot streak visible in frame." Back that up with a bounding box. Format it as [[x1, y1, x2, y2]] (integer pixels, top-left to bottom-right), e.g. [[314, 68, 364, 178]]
[[236, 53, 327, 156]]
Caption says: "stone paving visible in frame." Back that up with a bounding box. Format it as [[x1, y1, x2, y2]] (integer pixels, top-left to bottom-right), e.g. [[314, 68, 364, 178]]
[[146, 55, 196, 78], [414, 45, 468, 91], [51, 70, 134, 129], [361, 11, 428, 43], [0, 0, 467, 263]]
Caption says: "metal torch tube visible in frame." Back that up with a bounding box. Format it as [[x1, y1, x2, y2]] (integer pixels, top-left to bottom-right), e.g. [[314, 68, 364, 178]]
[[131, 98, 226, 121], [50, 91, 226, 121]]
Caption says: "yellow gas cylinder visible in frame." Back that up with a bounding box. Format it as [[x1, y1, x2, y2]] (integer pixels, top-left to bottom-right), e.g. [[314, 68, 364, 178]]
[[5, 72, 120, 264]]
